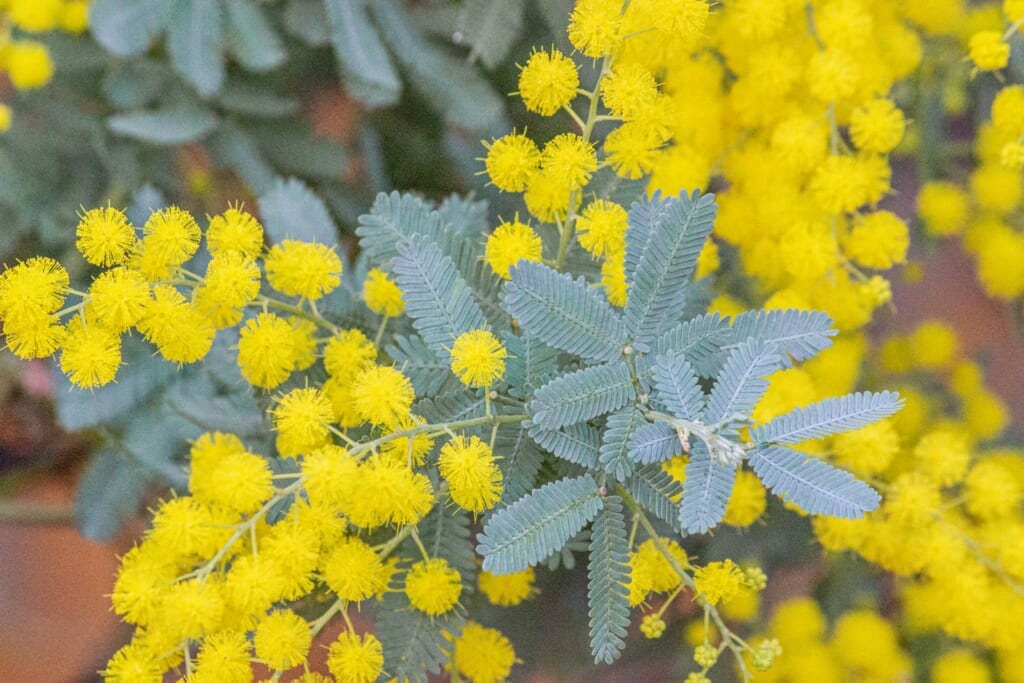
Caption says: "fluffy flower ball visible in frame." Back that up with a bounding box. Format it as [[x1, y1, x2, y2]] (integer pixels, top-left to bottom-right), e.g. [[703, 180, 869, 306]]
[[451, 622, 517, 683], [75, 207, 135, 266], [265, 240, 342, 300], [849, 99, 906, 153], [517, 48, 579, 116], [438, 435, 503, 513], [363, 268, 405, 317], [484, 220, 543, 278], [405, 558, 463, 616], [327, 632, 383, 683], [450, 329, 507, 387], [484, 133, 541, 192], [969, 30, 1010, 71], [253, 610, 311, 670], [352, 365, 415, 428]]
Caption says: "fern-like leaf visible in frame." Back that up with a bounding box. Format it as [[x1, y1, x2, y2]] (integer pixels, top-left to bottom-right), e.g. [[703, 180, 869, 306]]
[[503, 332, 560, 400], [502, 261, 628, 363], [393, 235, 487, 361], [386, 334, 460, 396], [599, 407, 646, 482], [528, 362, 635, 430], [477, 474, 603, 574], [624, 191, 717, 342], [356, 191, 445, 263], [703, 340, 780, 429], [418, 505, 476, 590], [751, 391, 904, 445], [645, 312, 732, 378], [377, 592, 462, 683], [729, 309, 835, 367], [627, 421, 679, 464], [494, 421, 545, 503], [649, 351, 704, 421], [747, 445, 881, 517], [623, 193, 672, 283], [679, 442, 737, 534], [628, 464, 683, 532], [527, 420, 601, 469], [588, 495, 631, 664]]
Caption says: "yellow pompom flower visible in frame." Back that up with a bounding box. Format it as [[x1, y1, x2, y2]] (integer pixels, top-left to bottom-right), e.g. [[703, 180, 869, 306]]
[[323, 328, 377, 381], [301, 444, 359, 508], [0, 256, 68, 328], [832, 419, 900, 476], [517, 48, 579, 116], [271, 387, 334, 457], [363, 267, 405, 317], [342, 456, 434, 527], [253, 610, 311, 670], [206, 207, 264, 258], [694, 559, 745, 606], [322, 537, 388, 602], [289, 317, 318, 371], [137, 206, 202, 277], [604, 122, 662, 179], [969, 30, 1010, 71], [478, 567, 536, 606], [540, 133, 598, 190], [576, 200, 627, 258], [965, 459, 1020, 519], [85, 267, 150, 332], [523, 170, 574, 223], [4, 41, 54, 90], [438, 435, 503, 512], [405, 558, 463, 616], [601, 252, 628, 306], [135, 285, 215, 364], [236, 312, 296, 388], [194, 251, 261, 328], [450, 329, 507, 388], [601, 63, 659, 120], [59, 318, 121, 388], [101, 639, 167, 682], [352, 365, 415, 427], [110, 543, 179, 625], [568, 0, 621, 57], [484, 133, 541, 192], [912, 427, 971, 487], [60, 1, 90, 33], [917, 181, 969, 236], [933, 649, 991, 683], [327, 632, 384, 683], [192, 630, 250, 681], [908, 320, 959, 369], [2, 310, 65, 359], [885, 472, 940, 525], [722, 470, 767, 527], [265, 240, 342, 300], [992, 85, 1024, 133], [484, 220, 543, 278], [845, 211, 909, 269], [849, 99, 906, 153], [189, 432, 273, 515], [451, 622, 517, 683], [75, 207, 136, 266]]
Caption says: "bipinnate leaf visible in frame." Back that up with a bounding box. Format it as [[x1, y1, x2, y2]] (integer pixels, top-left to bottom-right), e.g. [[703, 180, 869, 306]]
[[258, 178, 338, 245], [528, 362, 635, 430], [751, 391, 904, 445], [588, 496, 631, 664], [729, 309, 836, 367], [645, 312, 732, 377], [224, 0, 286, 72], [679, 442, 737, 534], [649, 351, 704, 421], [378, 592, 462, 683], [90, 0, 172, 56], [503, 261, 628, 364], [628, 464, 683, 532], [527, 421, 602, 469], [357, 191, 446, 264], [393, 235, 488, 362], [624, 191, 717, 342], [478, 475, 603, 575], [748, 445, 881, 517], [623, 193, 672, 284], [627, 421, 678, 465], [703, 340, 780, 429], [599, 407, 646, 482]]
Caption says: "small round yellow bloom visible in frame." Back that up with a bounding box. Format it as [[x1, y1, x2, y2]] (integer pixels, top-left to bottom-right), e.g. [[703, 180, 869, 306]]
[[60, 1, 90, 33], [439, 435, 503, 513], [189, 432, 273, 515], [4, 41, 54, 90], [363, 267, 405, 317], [722, 470, 767, 527], [76, 207, 136, 267], [484, 220, 543, 279], [568, 0, 621, 57], [194, 251, 261, 328], [450, 329, 507, 387], [352, 365, 415, 427], [849, 99, 906, 153], [845, 211, 909, 269], [484, 133, 541, 192], [264, 240, 342, 300], [969, 30, 1010, 71], [405, 558, 463, 615], [517, 48, 579, 116], [327, 632, 383, 683], [254, 610, 312, 670], [451, 622, 517, 683], [140, 205, 202, 272], [85, 267, 149, 333], [323, 328, 377, 381], [540, 133, 598, 190], [640, 613, 666, 639], [693, 559, 745, 606], [323, 537, 388, 602], [271, 387, 334, 457], [577, 200, 627, 258], [59, 318, 121, 388], [135, 285, 215, 364], [917, 181, 969, 236], [601, 63, 659, 120], [193, 630, 250, 680], [236, 312, 297, 389], [478, 567, 535, 606], [206, 207, 264, 258]]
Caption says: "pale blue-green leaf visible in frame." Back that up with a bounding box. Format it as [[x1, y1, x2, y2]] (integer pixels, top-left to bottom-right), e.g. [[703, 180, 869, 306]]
[[283, 0, 329, 45], [645, 312, 731, 377], [494, 421, 545, 503], [438, 193, 489, 236], [218, 84, 298, 118], [748, 445, 881, 517], [324, 0, 402, 108], [378, 592, 463, 683], [599, 406, 645, 482], [90, 0, 172, 56], [679, 442, 736, 534], [624, 192, 673, 285], [207, 124, 277, 195], [628, 421, 678, 465], [393, 235, 487, 362], [257, 177, 337, 245], [502, 261, 628, 364], [528, 420, 601, 469], [166, 0, 225, 97], [108, 107, 218, 145], [503, 333, 560, 401], [649, 350, 704, 421], [478, 474, 603, 574], [728, 309, 836, 368], [101, 60, 166, 109], [224, 0, 286, 72], [455, 0, 524, 68], [529, 362, 634, 430], [703, 340, 780, 429], [628, 464, 683, 533], [255, 123, 349, 179], [386, 334, 460, 397], [356, 191, 445, 264], [751, 391, 904, 445], [588, 495, 631, 664], [74, 448, 154, 541]]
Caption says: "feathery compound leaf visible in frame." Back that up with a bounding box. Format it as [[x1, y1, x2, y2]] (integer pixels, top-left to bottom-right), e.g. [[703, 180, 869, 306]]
[[649, 351, 705, 421], [378, 592, 462, 683], [503, 332, 561, 400], [628, 464, 683, 533], [386, 334, 461, 397], [624, 191, 717, 342], [494, 421, 545, 503], [502, 261, 628, 363], [704, 340, 780, 429], [393, 235, 487, 362], [528, 362, 635, 430], [357, 191, 446, 264], [599, 407, 646, 482], [729, 309, 836, 367], [624, 193, 672, 284], [679, 442, 737, 534], [627, 421, 679, 465], [645, 312, 732, 378], [751, 391, 904, 445], [748, 445, 881, 517], [419, 505, 476, 590], [528, 421, 602, 469], [477, 475, 603, 574], [588, 496, 631, 665]]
